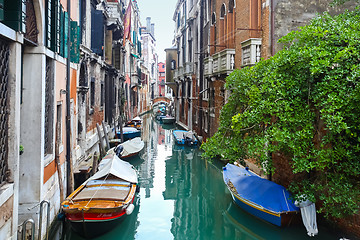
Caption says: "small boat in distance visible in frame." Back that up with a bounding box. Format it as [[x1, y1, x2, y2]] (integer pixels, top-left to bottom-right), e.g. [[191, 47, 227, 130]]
[[223, 163, 299, 227], [61, 154, 139, 238], [108, 137, 145, 159], [125, 116, 142, 130], [117, 127, 141, 141], [173, 130, 198, 146]]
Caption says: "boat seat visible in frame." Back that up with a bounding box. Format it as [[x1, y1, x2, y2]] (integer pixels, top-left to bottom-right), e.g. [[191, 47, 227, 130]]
[[73, 187, 130, 201], [86, 179, 131, 187]]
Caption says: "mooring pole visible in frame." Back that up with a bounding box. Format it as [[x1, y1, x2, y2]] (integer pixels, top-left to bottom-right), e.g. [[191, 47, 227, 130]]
[[66, 0, 74, 195]]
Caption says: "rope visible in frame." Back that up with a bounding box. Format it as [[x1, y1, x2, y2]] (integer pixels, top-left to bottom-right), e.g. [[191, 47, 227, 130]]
[[283, 189, 290, 212], [84, 172, 111, 208]]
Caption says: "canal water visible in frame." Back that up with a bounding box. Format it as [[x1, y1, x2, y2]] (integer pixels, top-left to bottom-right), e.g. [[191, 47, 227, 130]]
[[62, 115, 343, 240]]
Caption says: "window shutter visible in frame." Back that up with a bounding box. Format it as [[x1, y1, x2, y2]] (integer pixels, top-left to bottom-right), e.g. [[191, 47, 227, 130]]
[[50, 0, 59, 52], [91, 8, 104, 56], [45, 0, 51, 47], [59, 5, 64, 57], [3, 0, 26, 32], [64, 11, 68, 59], [70, 21, 80, 63], [0, 0, 4, 21]]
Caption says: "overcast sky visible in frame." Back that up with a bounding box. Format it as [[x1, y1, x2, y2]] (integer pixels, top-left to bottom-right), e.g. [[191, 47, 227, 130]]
[[137, 0, 177, 63]]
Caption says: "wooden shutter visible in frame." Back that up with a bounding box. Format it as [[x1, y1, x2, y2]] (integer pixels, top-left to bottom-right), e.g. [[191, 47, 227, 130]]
[[4, 0, 26, 32], [49, 0, 60, 52], [91, 8, 104, 56], [64, 11, 68, 59], [0, 0, 4, 21], [59, 5, 64, 57], [45, 0, 51, 47], [70, 21, 80, 63]]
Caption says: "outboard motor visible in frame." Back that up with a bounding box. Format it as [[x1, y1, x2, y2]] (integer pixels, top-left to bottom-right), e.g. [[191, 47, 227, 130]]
[[115, 145, 124, 157]]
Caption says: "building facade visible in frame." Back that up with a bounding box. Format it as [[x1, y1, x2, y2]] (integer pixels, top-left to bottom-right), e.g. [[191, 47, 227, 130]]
[[0, 0, 149, 239]]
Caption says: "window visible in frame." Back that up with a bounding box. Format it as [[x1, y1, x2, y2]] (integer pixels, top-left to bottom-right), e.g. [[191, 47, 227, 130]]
[[229, 0, 235, 13], [171, 60, 176, 70], [101, 82, 104, 107], [211, 12, 216, 26], [56, 102, 63, 152], [0, 39, 9, 187], [90, 77, 95, 110], [2, 0, 26, 32], [44, 58, 54, 155], [220, 4, 226, 19]]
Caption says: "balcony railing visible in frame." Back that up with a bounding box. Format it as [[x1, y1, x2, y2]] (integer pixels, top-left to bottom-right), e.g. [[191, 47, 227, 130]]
[[204, 57, 213, 77], [184, 62, 193, 75], [211, 48, 235, 75]]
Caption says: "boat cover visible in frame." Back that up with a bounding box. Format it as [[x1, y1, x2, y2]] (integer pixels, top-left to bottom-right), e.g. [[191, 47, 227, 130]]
[[223, 163, 299, 213], [107, 137, 144, 157], [85, 154, 138, 184], [132, 116, 141, 121], [295, 199, 318, 236], [122, 127, 140, 133]]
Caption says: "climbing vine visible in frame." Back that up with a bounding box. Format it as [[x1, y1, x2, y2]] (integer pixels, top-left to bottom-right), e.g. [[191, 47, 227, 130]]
[[201, 9, 360, 219]]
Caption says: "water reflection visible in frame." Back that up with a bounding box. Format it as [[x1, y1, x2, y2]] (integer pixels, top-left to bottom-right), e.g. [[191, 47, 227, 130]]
[[64, 115, 338, 240]]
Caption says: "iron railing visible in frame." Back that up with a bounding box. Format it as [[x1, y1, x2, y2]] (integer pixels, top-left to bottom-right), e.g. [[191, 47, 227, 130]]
[[0, 38, 9, 187], [44, 58, 53, 155]]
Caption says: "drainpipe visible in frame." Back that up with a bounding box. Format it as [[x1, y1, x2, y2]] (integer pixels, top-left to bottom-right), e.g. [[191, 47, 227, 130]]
[[66, 0, 74, 196], [270, 0, 275, 55], [199, 0, 204, 134]]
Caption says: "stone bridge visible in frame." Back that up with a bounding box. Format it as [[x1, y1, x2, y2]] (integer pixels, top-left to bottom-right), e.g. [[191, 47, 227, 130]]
[[152, 96, 171, 106]]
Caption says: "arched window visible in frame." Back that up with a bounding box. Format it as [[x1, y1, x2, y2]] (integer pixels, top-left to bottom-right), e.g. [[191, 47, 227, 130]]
[[220, 4, 226, 19], [211, 12, 216, 25], [229, 0, 235, 13]]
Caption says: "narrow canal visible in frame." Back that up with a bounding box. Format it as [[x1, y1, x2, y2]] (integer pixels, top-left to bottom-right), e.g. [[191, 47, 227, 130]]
[[63, 115, 342, 240]]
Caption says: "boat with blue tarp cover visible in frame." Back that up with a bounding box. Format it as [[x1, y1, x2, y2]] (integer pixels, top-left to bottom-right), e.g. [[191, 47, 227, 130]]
[[173, 130, 198, 146], [223, 163, 299, 227], [117, 127, 141, 141]]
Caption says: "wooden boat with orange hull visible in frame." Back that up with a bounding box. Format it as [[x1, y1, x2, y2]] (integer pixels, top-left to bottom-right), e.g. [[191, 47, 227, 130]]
[[61, 154, 139, 238]]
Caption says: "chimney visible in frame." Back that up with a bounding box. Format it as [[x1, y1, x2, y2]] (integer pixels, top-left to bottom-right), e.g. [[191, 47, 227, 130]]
[[146, 17, 151, 32], [151, 23, 155, 37]]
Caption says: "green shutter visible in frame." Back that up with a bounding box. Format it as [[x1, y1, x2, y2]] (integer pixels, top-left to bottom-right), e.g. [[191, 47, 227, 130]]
[[45, 0, 51, 47], [59, 6, 64, 57], [70, 21, 80, 63], [3, 0, 26, 32], [50, 0, 59, 52], [0, 0, 4, 21], [64, 11, 68, 59]]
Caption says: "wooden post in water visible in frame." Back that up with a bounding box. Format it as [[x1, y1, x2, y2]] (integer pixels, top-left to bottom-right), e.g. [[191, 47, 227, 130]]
[[102, 121, 110, 150], [118, 116, 124, 143], [96, 123, 105, 158]]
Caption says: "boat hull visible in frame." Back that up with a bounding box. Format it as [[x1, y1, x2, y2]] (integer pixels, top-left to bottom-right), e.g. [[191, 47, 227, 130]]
[[162, 117, 175, 124], [117, 131, 141, 141], [68, 211, 127, 238]]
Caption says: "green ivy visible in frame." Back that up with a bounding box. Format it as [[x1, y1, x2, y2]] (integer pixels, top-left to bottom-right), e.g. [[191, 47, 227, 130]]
[[201, 9, 360, 219]]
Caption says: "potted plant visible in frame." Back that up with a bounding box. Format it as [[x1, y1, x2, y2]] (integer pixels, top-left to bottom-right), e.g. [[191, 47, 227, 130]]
[[19, 145, 24, 155]]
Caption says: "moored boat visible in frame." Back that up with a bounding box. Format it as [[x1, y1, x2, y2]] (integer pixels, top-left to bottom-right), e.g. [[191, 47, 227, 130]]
[[173, 130, 198, 146], [117, 127, 141, 141], [223, 163, 299, 227], [162, 116, 175, 124], [125, 116, 142, 130], [61, 154, 139, 238], [107, 137, 145, 159]]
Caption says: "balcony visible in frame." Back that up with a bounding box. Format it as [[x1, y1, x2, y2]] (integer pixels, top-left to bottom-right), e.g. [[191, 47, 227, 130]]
[[184, 62, 193, 75], [211, 48, 235, 75], [204, 57, 213, 77], [241, 38, 261, 67]]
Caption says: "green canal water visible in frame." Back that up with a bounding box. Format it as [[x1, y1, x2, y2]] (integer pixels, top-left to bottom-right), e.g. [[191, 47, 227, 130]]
[[64, 116, 344, 240]]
